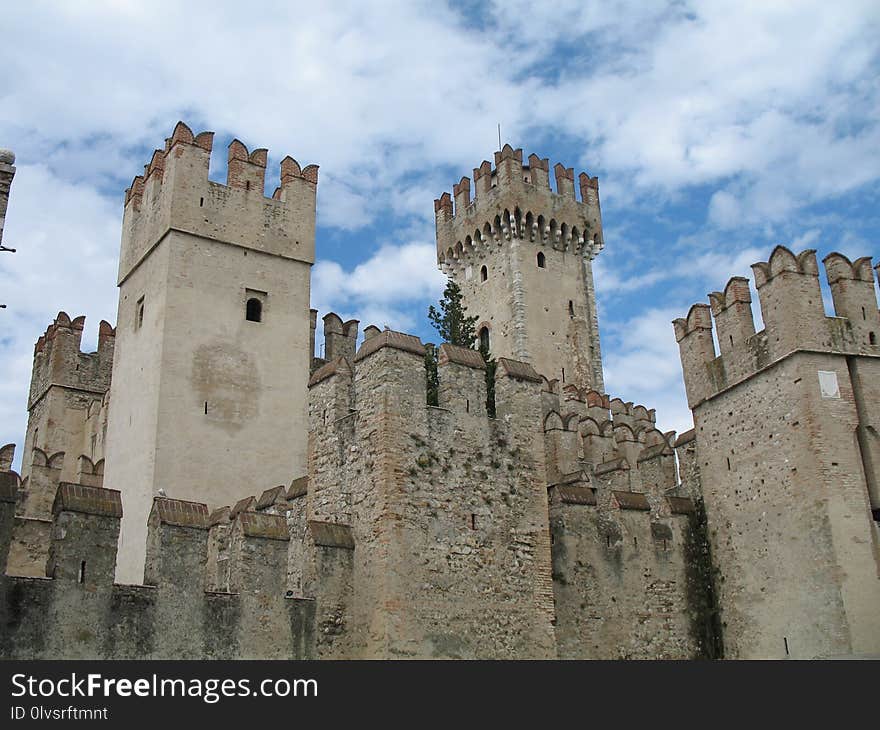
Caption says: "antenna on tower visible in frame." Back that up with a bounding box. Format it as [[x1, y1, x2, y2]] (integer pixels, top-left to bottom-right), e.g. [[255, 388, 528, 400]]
[[497, 124, 502, 151]]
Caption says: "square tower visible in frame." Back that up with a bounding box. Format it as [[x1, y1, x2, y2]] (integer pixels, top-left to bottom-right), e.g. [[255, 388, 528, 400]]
[[104, 122, 318, 583], [435, 145, 604, 390], [674, 247, 880, 658]]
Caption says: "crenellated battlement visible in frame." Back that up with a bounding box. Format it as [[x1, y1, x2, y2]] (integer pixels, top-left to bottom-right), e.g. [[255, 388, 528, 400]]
[[119, 121, 318, 284], [0, 479, 316, 659], [2, 311, 714, 658], [435, 144, 604, 271], [28, 311, 115, 410], [674, 245, 880, 407], [307, 327, 550, 442], [319, 312, 359, 363], [540, 382, 681, 497]]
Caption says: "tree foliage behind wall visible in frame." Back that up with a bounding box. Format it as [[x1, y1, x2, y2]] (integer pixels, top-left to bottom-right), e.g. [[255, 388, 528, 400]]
[[426, 278, 494, 415], [428, 280, 478, 348]]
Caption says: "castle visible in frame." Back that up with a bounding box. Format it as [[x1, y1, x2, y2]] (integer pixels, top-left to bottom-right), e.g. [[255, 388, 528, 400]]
[[0, 123, 878, 659]]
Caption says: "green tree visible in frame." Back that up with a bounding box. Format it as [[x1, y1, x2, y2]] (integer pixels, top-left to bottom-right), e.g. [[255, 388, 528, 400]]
[[426, 278, 495, 415], [479, 338, 497, 418], [428, 279, 478, 347], [425, 342, 440, 407]]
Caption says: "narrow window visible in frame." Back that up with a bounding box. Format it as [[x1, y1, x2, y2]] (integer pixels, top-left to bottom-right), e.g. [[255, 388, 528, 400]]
[[568, 300, 574, 317], [633, 536, 638, 548], [199, 197, 204, 207], [470, 514, 477, 530], [663, 538, 668, 551], [561, 367, 565, 383], [78, 561, 86, 584], [245, 180, 251, 191], [479, 327, 490, 353], [606, 535, 611, 548], [135, 296, 145, 330], [246, 298, 262, 322], [204, 401, 208, 415], [870, 332, 877, 345], [729, 334, 734, 347], [465, 399, 470, 413], [537, 251, 546, 268], [783, 637, 790, 656], [480, 265, 488, 282], [726, 457, 731, 470], [862, 306, 866, 320]]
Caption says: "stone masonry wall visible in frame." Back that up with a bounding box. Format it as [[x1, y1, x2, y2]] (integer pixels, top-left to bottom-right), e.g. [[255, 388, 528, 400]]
[[0, 484, 315, 659], [307, 335, 557, 658], [675, 246, 880, 658], [550, 488, 704, 659]]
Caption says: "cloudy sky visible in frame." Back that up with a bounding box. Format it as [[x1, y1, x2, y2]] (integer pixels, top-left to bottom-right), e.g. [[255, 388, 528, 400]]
[[1, 1, 879, 469]]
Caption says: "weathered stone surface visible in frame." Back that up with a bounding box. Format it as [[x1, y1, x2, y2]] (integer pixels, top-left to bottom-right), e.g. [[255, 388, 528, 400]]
[[675, 245, 880, 659]]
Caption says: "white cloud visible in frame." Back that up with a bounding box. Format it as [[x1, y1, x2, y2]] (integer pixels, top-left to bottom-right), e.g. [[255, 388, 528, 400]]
[[602, 307, 693, 436], [311, 241, 446, 336], [595, 242, 766, 301], [0, 163, 120, 464]]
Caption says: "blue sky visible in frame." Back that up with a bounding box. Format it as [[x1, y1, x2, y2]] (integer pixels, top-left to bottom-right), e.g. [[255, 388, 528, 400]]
[[1, 0, 879, 469]]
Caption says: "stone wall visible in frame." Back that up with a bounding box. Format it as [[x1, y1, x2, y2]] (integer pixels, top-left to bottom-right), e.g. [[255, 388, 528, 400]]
[[0, 148, 14, 248], [675, 246, 880, 658], [550, 488, 704, 658], [0, 483, 315, 659], [306, 335, 558, 658]]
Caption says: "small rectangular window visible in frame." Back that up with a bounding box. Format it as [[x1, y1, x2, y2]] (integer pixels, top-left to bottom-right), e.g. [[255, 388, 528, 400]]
[[245, 288, 267, 323], [135, 296, 145, 330]]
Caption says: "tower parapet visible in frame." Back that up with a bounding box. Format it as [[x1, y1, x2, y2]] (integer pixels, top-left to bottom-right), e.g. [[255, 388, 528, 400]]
[[674, 246, 879, 408], [435, 144, 603, 269], [120, 121, 317, 284], [28, 312, 114, 410]]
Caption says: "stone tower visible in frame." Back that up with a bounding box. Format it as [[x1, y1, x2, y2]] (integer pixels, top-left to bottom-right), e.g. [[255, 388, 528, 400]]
[[0, 148, 15, 250], [674, 246, 880, 659], [103, 122, 318, 583], [434, 145, 604, 389]]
